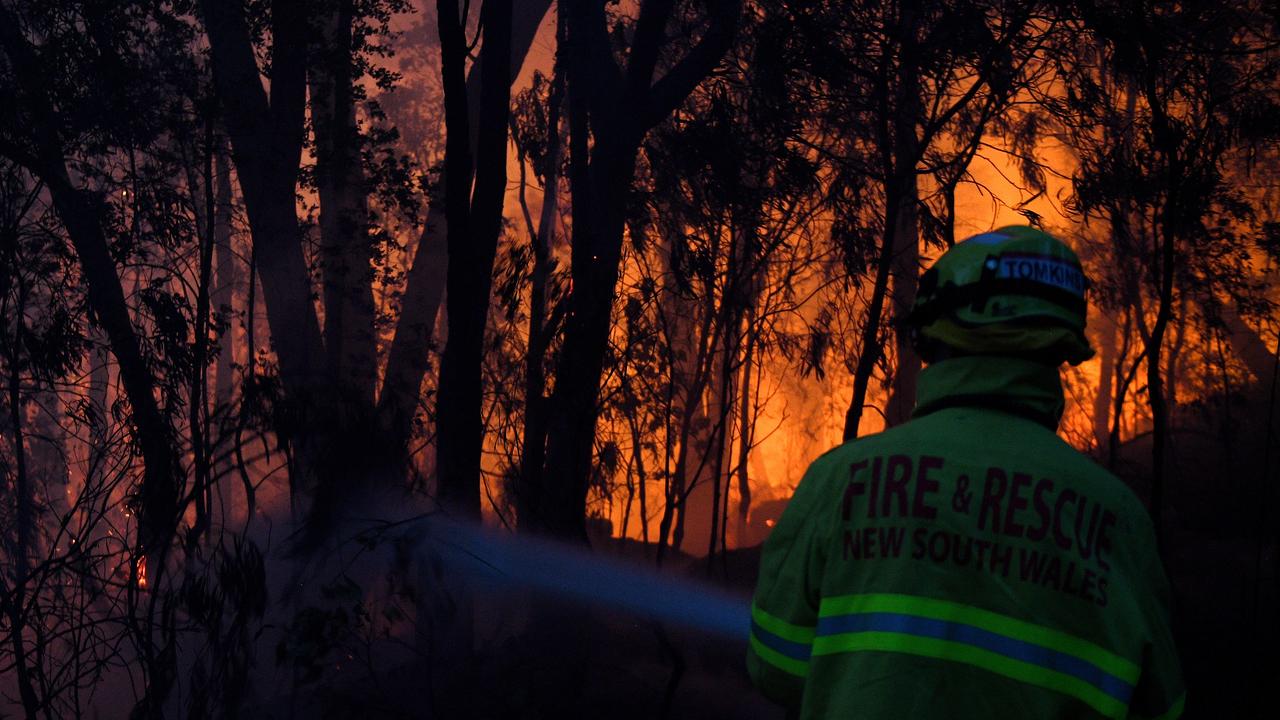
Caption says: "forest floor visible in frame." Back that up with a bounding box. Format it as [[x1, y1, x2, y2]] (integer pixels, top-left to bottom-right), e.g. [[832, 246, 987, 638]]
[[580, 539, 779, 719], [238, 462, 1275, 720]]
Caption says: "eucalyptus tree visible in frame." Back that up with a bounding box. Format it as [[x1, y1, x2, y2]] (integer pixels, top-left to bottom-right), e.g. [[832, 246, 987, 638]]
[[532, 0, 743, 541], [434, 0, 515, 518], [378, 0, 554, 489], [200, 0, 556, 531], [1052, 0, 1280, 540], [626, 7, 828, 560], [0, 156, 84, 719], [0, 0, 189, 567], [0, 3, 234, 714], [767, 0, 1054, 438]]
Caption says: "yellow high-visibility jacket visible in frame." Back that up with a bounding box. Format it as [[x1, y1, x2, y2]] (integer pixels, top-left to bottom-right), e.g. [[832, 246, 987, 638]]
[[748, 356, 1185, 719]]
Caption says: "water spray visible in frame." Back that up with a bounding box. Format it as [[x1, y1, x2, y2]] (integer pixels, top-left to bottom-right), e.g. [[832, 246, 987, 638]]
[[415, 516, 752, 641]]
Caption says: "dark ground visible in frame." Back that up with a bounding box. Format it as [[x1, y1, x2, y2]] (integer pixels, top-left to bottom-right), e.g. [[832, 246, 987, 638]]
[[249, 385, 1275, 719]]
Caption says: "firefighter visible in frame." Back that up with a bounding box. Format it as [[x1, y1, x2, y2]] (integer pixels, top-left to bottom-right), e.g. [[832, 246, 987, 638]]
[[747, 226, 1184, 719]]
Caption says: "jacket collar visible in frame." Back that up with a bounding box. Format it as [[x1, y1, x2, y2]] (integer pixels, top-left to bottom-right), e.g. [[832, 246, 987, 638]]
[[912, 355, 1065, 430]]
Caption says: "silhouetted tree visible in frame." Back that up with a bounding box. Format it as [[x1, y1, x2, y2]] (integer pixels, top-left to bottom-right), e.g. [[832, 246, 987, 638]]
[[534, 0, 743, 541], [434, 0, 514, 518], [630, 11, 827, 560], [0, 1, 184, 567], [378, 0, 553, 478], [1055, 0, 1280, 542], [772, 0, 1053, 440]]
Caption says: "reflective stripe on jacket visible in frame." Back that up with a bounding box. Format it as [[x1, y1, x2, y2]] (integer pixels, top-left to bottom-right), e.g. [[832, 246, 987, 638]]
[[747, 356, 1185, 719]]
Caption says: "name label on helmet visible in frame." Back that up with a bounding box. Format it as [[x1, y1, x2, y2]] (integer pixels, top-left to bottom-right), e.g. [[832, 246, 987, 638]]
[[998, 253, 1086, 297]]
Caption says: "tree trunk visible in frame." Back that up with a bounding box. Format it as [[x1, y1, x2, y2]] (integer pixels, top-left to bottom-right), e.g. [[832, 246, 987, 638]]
[[87, 342, 110, 485], [1141, 49, 1179, 549], [0, 0, 180, 563], [1093, 307, 1117, 452], [202, 0, 325, 402], [435, 0, 514, 518], [378, 0, 554, 469], [884, 177, 921, 425], [667, 220, 726, 554], [657, 273, 719, 559], [3, 329, 41, 719], [843, 2, 921, 440], [47, 174, 180, 559], [204, 0, 393, 541], [516, 45, 565, 531], [732, 204, 764, 546], [188, 119, 217, 549], [210, 139, 240, 526], [707, 301, 741, 563], [1108, 306, 1136, 467], [1146, 226, 1174, 546], [1166, 293, 1190, 423], [735, 311, 756, 546], [883, 32, 922, 425], [539, 0, 741, 540], [213, 140, 238, 409], [877, 2, 923, 430], [624, 400, 651, 547], [541, 131, 635, 540], [843, 197, 899, 441], [311, 0, 378, 406], [203, 0, 367, 541]]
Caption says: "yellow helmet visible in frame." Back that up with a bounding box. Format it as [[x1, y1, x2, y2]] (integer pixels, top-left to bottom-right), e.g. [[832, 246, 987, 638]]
[[907, 226, 1094, 365]]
